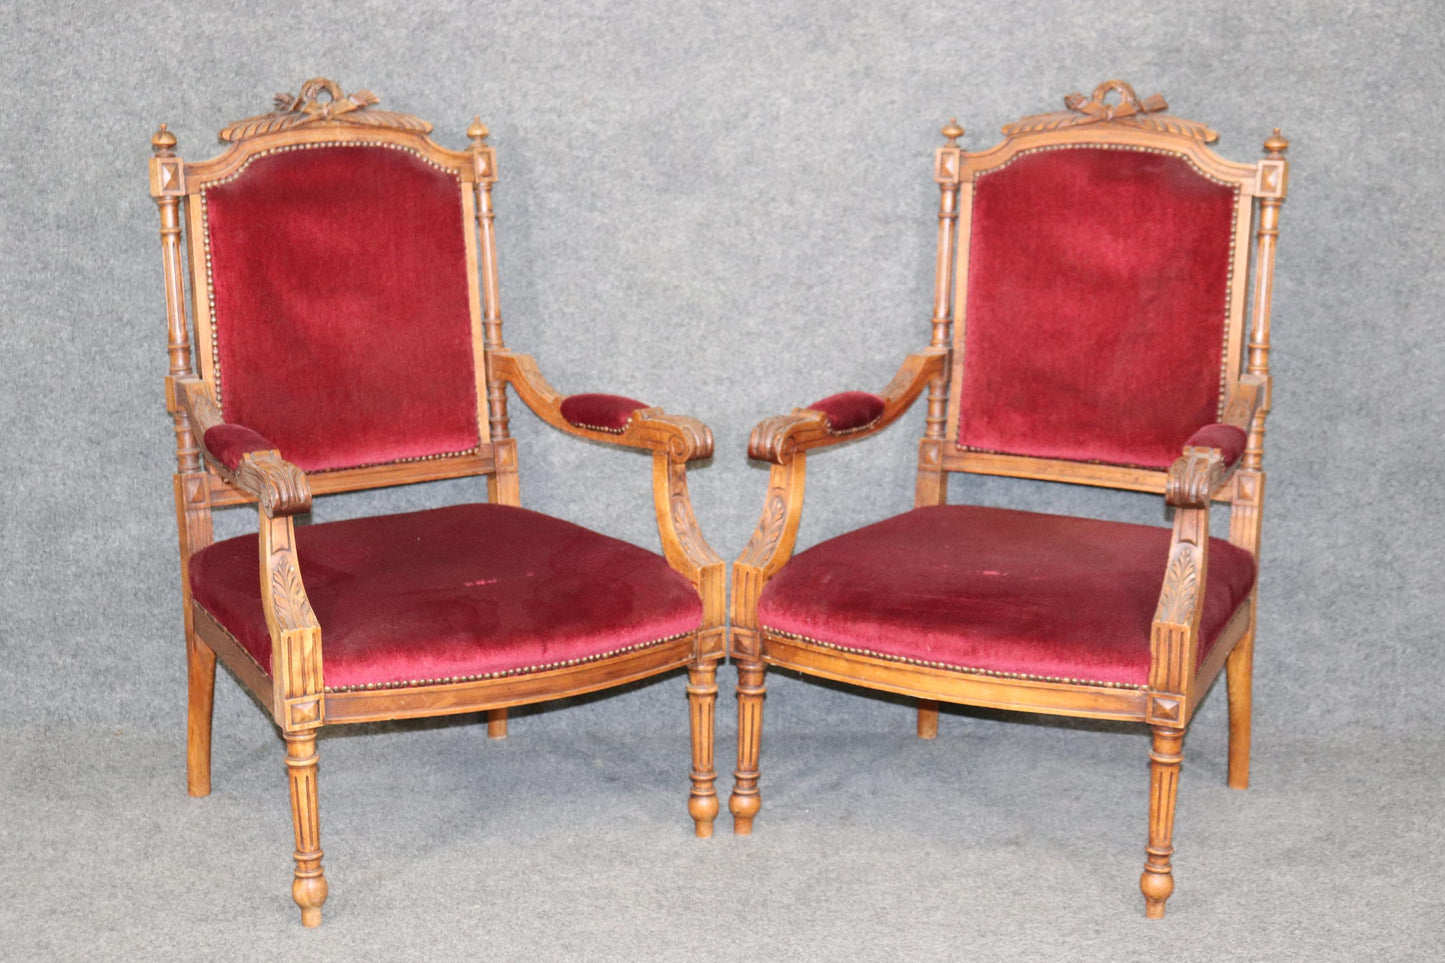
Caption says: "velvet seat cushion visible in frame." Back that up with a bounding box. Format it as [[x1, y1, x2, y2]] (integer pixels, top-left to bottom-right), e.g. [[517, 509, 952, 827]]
[[758, 505, 1256, 688], [190, 503, 701, 691]]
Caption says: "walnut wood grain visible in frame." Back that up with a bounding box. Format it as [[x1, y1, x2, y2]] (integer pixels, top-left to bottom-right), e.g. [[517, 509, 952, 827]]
[[730, 83, 1290, 920], [491, 351, 714, 461], [176, 378, 312, 517], [154, 79, 724, 926], [747, 348, 946, 463]]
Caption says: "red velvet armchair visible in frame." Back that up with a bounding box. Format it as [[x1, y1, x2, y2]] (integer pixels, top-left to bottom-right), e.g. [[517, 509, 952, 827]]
[[149, 79, 724, 926], [729, 81, 1289, 917]]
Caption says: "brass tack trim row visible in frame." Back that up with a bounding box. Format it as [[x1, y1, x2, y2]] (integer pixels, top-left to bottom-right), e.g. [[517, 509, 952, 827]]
[[762, 626, 1146, 690], [325, 632, 694, 692]]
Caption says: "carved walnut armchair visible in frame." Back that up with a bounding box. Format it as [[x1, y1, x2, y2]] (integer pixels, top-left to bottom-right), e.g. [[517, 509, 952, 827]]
[[148, 79, 724, 926], [729, 81, 1288, 917]]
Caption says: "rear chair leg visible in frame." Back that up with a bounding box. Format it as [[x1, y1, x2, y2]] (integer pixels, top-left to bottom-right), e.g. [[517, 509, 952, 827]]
[[186, 633, 217, 797], [729, 660, 766, 834], [284, 732, 328, 927], [1140, 725, 1184, 919], [916, 699, 939, 739], [1225, 629, 1255, 789], [686, 661, 719, 837], [486, 708, 508, 740]]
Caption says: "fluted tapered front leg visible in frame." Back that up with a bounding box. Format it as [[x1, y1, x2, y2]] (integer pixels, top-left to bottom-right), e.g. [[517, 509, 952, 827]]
[[687, 662, 719, 837], [285, 732, 328, 926], [1140, 726, 1184, 918], [730, 659, 766, 834]]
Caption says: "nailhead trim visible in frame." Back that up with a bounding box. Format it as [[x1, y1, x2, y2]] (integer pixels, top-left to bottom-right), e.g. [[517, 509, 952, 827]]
[[200, 608, 693, 694], [825, 416, 883, 437], [567, 420, 630, 435], [762, 626, 1144, 690], [324, 631, 694, 693], [961, 142, 1241, 453], [196, 141, 481, 471]]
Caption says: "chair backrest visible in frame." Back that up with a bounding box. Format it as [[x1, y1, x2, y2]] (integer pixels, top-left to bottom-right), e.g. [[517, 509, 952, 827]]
[[922, 81, 1287, 495], [151, 79, 507, 504]]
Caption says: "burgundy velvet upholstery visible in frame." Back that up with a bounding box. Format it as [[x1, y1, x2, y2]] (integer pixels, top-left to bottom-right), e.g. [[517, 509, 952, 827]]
[[559, 393, 647, 433], [1184, 423, 1248, 468], [189, 504, 701, 691], [203, 423, 277, 470], [958, 147, 1239, 470], [758, 505, 1256, 688], [203, 145, 481, 473], [808, 391, 885, 433]]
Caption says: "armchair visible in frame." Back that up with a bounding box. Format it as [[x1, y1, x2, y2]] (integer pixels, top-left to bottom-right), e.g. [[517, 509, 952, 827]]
[[149, 79, 724, 925], [729, 81, 1289, 917]]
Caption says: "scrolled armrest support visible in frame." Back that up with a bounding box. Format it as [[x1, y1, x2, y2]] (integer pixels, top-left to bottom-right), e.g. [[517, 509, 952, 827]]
[[1165, 448, 1231, 509], [747, 347, 946, 464], [177, 378, 311, 517], [1164, 374, 1267, 509], [490, 351, 713, 461]]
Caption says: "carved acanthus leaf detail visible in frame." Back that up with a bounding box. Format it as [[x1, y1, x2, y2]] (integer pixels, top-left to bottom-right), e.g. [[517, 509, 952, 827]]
[[1154, 544, 1200, 626], [738, 490, 788, 569], [219, 77, 432, 142], [665, 459, 722, 570], [270, 555, 318, 634]]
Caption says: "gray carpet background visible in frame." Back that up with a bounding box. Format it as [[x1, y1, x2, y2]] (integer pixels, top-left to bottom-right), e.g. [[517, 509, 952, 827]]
[[2, 0, 1442, 959]]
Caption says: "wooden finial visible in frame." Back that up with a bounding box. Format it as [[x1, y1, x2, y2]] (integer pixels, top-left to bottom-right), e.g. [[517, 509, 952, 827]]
[[941, 118, 964, 146], [152, 122, 177, 155], [468, 116, 489, 144], [1264, 127, 1288, 157]]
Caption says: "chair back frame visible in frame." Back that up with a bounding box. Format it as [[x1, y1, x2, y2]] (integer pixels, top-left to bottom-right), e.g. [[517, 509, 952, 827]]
[[914, 81, 1288, 516], [150, 79, 519, 514]]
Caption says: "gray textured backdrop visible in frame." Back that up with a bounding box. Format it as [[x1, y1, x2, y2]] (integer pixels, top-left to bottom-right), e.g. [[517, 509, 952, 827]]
[[3, 0, 1443, 959]]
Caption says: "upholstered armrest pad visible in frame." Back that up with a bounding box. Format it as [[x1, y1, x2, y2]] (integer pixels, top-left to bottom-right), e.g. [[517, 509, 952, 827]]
[[807, 391, 885, 434], [1184, 423, 1247, 469], [560, 393, 648, 434], [204, 423, 279, 470]]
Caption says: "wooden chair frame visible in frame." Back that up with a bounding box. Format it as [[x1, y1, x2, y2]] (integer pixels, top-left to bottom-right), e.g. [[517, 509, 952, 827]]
[[728, 81, 1288, 917], [150, 79, 725, 926]]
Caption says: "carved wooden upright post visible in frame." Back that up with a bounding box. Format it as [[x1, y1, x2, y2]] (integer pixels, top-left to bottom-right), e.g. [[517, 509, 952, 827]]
[[260, 512, 328, 925], [471, 118, 519, 509], [151, 124, 219, 797], [913, 119, 963, 738], [470, 119, 516, 740], [1141, 498, 1210, 918], [915, 119, 963, 510], [1225, 128, 1288, 789], [730, 452, 808, 834]]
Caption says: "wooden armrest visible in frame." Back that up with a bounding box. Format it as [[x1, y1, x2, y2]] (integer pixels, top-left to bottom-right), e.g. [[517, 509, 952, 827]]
[[490, 351, 712, 462], [747, 347, 947, 464], [1165, 374, 1265, 508], [176, 378, 311, 517]]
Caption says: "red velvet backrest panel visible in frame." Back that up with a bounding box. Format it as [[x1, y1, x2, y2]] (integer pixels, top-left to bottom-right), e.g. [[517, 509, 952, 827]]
[[957, 147, 1239, 470], [202, 144, 480, 473]]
